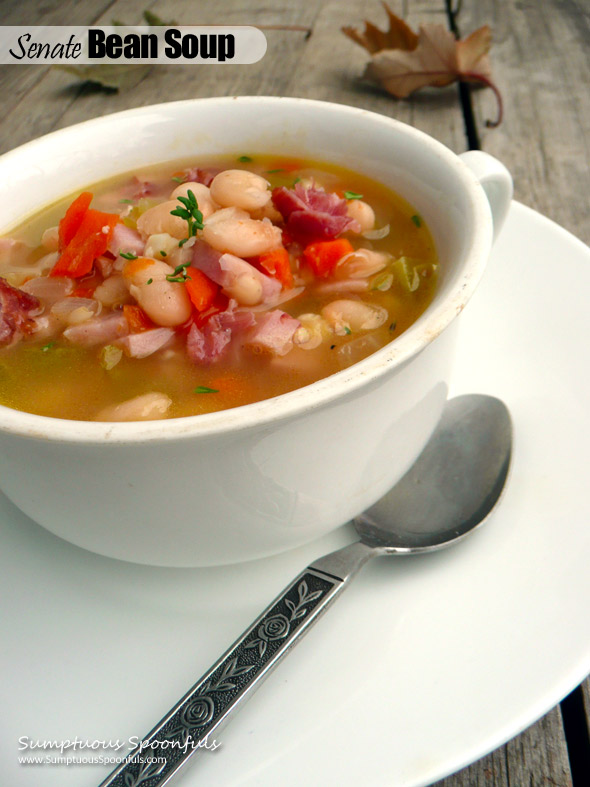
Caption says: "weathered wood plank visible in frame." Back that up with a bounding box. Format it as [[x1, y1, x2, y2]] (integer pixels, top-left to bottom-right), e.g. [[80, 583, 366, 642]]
[[0, 0, 116, 118], [0, 0, 160, 154], [278, 0, 467, 153], [0, 0, 325, 154], [431, 705, 572, 787], [0, 0, 468, 156], [0, 4, 580, 787], [583, 677, 590, 731], [459, 0, 590, 244]]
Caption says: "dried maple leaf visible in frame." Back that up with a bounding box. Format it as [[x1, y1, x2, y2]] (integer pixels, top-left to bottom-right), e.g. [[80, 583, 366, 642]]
[[343, 4, 502, 127], [342, 4, 418, 54]]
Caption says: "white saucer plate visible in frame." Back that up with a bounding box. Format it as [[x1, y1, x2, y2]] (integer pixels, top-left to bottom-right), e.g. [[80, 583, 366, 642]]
[[1, 201, 589, 786]]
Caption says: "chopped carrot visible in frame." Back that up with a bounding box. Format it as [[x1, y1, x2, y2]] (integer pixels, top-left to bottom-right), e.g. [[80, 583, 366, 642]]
[[58, 192, 93, 249], [51, 209, 119, 278], [185, 268, 219, 313], [258, 248, 293, 289], [123, 304, 154, 333], [70, 286, 95, 298], [209, 374, 253, 400], [194, 291, 229, 328], [302, 238, 355, 278], [122, 256, 154, 278]]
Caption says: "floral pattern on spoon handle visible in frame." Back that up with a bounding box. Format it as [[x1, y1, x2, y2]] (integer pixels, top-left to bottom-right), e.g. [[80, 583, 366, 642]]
[[100, 570, 343, 787]]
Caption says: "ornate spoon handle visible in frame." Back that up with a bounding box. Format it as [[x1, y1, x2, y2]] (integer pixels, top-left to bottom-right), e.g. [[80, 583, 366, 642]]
[[99, 542, 372, 787]]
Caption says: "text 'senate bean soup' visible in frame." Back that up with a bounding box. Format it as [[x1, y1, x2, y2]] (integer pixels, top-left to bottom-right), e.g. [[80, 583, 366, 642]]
[[0, 155, 438, 421]]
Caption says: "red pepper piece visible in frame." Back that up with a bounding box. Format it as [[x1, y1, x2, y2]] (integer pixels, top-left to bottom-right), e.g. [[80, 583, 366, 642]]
[[58, 192, 93, 249]]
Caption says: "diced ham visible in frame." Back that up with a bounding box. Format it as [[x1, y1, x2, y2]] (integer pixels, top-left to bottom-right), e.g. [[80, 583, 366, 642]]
[[183, 167, 222, 187], [20, 275, 74, 303], [244, 310, 301, 357], [118, 177, 157, 201], [192, 240, 281, 303], [191, 239, 223, 278], [272, 185, 361, 242], [108, 223, 145, 258], [0, 276, 41, 346], [117, 327, 174, 358], [186, 302, 256, 364], [96, 255, 114, 278], [216, 304, 257, 334], [187, 322, 230, 365], [0, 237, 32, 266], [63, 313, 128, 347], [131, 179, 155, 199]]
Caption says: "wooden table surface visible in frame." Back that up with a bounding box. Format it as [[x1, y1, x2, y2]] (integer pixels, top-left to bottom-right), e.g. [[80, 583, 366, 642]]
[[2, 1, 589, 785]]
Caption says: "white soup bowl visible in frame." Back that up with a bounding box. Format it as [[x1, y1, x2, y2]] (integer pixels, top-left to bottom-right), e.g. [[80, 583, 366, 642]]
[[0, 97, 512, 566]]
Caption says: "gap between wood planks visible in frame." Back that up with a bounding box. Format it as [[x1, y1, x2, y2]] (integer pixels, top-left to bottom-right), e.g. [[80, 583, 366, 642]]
[[561, 687, 590, 786], [444, 0, 480, 150], [445, 2, 590, 783]]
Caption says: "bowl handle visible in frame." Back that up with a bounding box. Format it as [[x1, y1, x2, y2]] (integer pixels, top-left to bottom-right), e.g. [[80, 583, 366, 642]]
[[459, 150, 513, 242]]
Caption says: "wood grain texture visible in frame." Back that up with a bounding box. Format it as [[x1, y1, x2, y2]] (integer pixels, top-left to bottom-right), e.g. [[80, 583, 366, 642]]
[[584, 677, 590, 729], [431, 705, 573, 786], [459, 0, 590, 244], [0, 0, 160, 153], [0, 0, 115, 119], [277, 0, 467, 153], [0, 0, 467, 155]]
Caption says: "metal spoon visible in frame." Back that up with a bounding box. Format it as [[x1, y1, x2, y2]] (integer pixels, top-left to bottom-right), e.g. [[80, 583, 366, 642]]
[[100, 393, 511, 787]]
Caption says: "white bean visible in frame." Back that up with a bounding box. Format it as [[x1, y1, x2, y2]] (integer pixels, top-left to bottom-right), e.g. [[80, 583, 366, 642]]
[[123, 258, 170, 287], [294, 313, 331, 350], [169, 182, 218, 219], [93, 275, 131, 308], [30, 313, 63, 340], [250, 201, 284, 223], [225, 273, 263, 306], [203, 207, 282, 257], [136, 200, 188, 240], [321, 299, 388, 334], [123, 258, 192, 327], [346, 200, 376, 233], [143, 232, 179, 261], [335, 249, 389, 279], [210, 170, 271, 212], [95, 392, 172, 422], [41, 226, 59, 252], [51, 297, 101, 325]]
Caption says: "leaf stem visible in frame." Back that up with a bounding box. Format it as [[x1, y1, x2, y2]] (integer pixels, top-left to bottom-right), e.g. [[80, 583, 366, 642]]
[[461, 71, 504, 127]]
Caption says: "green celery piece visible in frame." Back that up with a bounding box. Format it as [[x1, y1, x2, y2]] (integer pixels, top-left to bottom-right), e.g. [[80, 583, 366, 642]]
[[392, 257, 421, 292]]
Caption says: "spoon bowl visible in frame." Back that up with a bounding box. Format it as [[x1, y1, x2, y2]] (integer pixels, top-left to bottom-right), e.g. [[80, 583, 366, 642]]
[[355, 394, 512, 553], [100, 394, 512, 787]]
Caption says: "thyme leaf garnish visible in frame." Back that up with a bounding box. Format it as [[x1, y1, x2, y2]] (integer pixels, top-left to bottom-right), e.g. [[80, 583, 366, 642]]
[[170, 189, 204, 247], [165, 262, 192, 283]]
